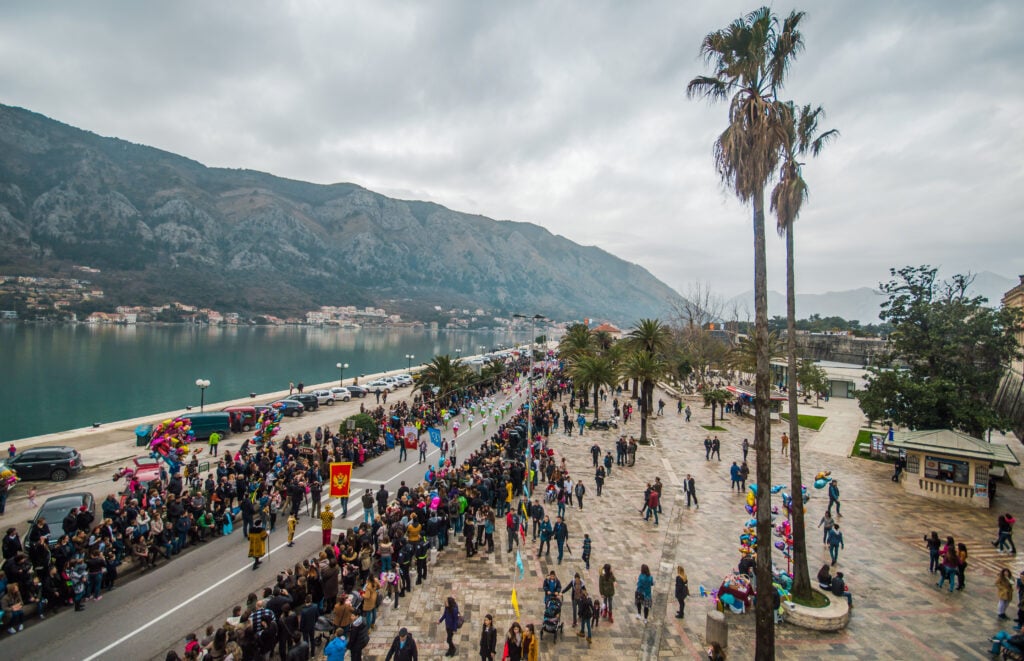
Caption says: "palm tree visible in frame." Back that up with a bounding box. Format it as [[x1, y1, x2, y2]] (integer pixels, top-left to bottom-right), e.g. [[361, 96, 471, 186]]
[[559, 323, 594, 363], [570, 353, 619, 421], [727, 331, 785, 375], [627, 318, 673, 418], [772, 102, 839, 601], [688, 8, 807, 656], [623, 350, 668, 442], [701, 388, 734, 428], [419, 354, 473, 401]]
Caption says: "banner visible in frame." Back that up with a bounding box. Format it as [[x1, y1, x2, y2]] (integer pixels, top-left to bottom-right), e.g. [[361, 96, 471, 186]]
[[515, 550, 524, 579], [511, 588, 520, 621], [328, 462, 353, 498], [428, 426, 442, 448], [403, 425, 419, 450]]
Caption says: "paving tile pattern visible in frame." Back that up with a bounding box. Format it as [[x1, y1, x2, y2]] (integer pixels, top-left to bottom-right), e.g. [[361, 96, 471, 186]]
[[350, 395, 1024, 660]]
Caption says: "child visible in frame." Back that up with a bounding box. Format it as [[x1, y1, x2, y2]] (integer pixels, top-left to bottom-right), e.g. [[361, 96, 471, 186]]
[[582, 534, 592, 571], [591, 596, 602, 629], [287, 513, 297, 547], [28, 486, 37, 507]]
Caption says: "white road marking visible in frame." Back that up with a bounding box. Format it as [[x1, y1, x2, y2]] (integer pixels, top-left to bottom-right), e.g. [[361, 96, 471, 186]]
[[79, 526, 317, 661]]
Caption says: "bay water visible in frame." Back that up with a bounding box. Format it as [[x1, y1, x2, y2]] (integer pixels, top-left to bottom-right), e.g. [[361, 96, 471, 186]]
[[1, 324, 524, 442]]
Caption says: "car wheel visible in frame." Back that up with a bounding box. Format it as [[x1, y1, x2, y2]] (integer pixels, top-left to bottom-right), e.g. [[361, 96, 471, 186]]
[[51, 468, 69, 482], [291, 410, 300, 417], [242, 423, 252, 432], [327, 399, 334, 406], [344, 396, 351, 402]]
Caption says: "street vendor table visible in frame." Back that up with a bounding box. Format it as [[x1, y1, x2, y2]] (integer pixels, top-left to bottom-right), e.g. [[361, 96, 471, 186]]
[[717, 573, 754, 612]]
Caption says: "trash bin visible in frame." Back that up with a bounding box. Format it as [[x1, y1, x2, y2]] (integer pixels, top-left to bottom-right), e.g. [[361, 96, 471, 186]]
[[706, 610, 728, 649], [135, 424, 153, 447]]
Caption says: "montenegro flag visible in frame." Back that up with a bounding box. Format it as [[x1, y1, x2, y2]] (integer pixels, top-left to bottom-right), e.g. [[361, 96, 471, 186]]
[[329, 462, 353, 498]]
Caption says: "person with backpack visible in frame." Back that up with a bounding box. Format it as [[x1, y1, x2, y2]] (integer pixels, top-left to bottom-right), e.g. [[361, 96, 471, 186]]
[[827, 480, 841, 517], [506, 509, 521, 553], [438, 596, 462, 657], [576, 587, 595, 643], [553, 516, 569, 564]]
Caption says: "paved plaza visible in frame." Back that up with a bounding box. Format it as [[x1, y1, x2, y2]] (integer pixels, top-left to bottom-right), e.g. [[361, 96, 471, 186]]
[[351, 394, 1024, 660]]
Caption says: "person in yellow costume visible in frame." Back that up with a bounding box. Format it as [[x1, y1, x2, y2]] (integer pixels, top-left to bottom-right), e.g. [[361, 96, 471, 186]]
[[248, 519, 268, 570]]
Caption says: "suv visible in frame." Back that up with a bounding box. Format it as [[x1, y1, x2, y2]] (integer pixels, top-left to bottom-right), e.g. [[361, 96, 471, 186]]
[[310, 389, 336, 406], [271, 400, 305, 417], [285, 393, 320, 412], [330, 387, 352, 402], [366, 378, 394, 393], [392, 374, 414, 387], [8, 446, 84, 482]]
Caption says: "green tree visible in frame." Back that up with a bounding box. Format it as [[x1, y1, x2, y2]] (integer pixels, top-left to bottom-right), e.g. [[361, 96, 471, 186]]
[[857, 266, 1022, 437], [344, 413, 380, 441], [627, 318, 673, 419], [570, 353, 620, 421], [702, 388, 734, 428], [558, 323, 594, 363], [797, 360, 830, 406], [771, 102, 837, 602], [727, 331, 785, 374], [688, 8, 807, 654]]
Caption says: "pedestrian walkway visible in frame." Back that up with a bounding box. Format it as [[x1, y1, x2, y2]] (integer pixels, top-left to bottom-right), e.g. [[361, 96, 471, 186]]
[[354, 388, 1024, 660]]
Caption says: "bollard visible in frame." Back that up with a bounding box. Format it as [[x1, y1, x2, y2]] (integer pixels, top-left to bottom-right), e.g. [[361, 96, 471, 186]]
[[706, 610, 728, 649]]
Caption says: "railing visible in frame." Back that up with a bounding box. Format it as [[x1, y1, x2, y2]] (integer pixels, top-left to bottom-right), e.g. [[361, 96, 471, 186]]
[[918, 479, 974, 498]]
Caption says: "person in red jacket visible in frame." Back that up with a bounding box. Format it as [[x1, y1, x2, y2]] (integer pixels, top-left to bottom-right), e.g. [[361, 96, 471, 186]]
[[644, 488, 660, 525]]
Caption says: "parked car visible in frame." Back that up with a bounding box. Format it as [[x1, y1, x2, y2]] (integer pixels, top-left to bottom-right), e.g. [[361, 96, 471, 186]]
[[392, 374, 414, 387], [222, 405, 259, 432], [271, 399, 305, 417], [330, 387, 352, 402], [285, 393, 320, 412], [29, 492, 95, 545], [179, 412, 232, 441], [8, 446, 84, 482], [366, 379, 393, 393], [311, 389, 336, 406], [344, 385, 368, 398]]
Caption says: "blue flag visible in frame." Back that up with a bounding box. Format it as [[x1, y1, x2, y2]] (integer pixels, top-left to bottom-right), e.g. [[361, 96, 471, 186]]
[[428, 427, 442, 448], [516, 550, 524, 579], [384, 432, 395, 449]]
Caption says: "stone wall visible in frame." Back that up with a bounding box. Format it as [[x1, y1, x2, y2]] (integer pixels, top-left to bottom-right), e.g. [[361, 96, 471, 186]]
[[793, 334, 889, 365]]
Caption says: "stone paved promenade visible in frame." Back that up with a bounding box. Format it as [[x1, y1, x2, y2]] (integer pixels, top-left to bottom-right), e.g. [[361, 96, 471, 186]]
[[352, 394, 1024, 660]]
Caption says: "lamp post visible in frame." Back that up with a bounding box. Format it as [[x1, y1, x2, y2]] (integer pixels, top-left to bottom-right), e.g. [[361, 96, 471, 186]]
[[513, 314, 546, 457], [405, 354, 414, 370], [336, 362, 349, 386], [195, 378, 210, 412], [456, 348, 462, 360]]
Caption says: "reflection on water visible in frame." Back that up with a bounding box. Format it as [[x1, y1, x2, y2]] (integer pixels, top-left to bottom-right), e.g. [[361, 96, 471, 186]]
[[0, 324, 524, 442]]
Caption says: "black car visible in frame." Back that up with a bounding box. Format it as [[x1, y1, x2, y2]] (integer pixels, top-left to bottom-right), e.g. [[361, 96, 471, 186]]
[[28, 492, 96, 545], [285, 393, 319, 412], [8, 446, 84, 482], [345, 385, 368, 398]]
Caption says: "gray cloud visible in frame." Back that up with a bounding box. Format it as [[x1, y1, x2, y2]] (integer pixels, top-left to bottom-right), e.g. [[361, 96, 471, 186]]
[[1, 0, 1021, 299]]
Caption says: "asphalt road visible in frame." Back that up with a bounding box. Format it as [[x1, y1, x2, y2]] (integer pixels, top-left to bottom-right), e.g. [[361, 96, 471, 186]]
[[5, 389, 526, 661]]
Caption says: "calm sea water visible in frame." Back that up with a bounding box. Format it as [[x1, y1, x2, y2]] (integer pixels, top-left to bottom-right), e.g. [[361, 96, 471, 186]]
[[1, 324, 524, 442]]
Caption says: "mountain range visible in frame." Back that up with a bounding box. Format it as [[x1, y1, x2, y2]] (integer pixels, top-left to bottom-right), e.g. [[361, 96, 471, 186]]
[[726, 271, 1018, 323], [0, 104, 683, 324]]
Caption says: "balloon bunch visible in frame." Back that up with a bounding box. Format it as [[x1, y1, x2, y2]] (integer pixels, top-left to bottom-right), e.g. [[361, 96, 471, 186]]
[[813, 470, 833, 490], [0, 466, 18, 488], [149, 417, 194, 472], [253, 408, 283, 447]]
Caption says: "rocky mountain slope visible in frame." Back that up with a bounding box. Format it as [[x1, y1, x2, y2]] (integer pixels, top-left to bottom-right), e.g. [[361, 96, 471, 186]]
[[0, 104, 683, 323]]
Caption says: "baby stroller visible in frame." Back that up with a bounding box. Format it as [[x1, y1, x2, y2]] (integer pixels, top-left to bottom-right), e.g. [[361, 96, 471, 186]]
[[313, 615, 336, 647], [539, 593, 564, 641]]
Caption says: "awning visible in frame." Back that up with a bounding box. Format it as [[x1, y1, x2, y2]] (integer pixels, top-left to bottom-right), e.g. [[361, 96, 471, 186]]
[[725, 385, 788, 402], [886, 429, 1020, 465]]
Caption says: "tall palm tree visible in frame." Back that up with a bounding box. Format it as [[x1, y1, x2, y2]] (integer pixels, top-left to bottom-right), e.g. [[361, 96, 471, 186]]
[[570, 353, 619, 421], [419, 354, 473, 401], [622, 350, 668, 442], [772, 102, 839, 601], [688, 8, 807, 657], [627, 318, 673, 418], [559, 323, 594, 363]]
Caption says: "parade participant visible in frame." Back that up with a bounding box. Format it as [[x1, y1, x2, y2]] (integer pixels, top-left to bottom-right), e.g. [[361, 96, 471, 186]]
[[248, 519, 268, 570]]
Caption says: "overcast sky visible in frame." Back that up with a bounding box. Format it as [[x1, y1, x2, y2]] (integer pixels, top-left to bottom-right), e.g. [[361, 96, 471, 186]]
[[1, 0, 1022, 299]]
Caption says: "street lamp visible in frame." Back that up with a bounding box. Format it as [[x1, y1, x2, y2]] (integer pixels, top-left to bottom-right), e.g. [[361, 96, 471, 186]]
[[336, 362, 349, 386], [405, 354, 415, 370], [455, 348, 462, 359], [513, 314, 547, 454], [195, 378, 210, 412]]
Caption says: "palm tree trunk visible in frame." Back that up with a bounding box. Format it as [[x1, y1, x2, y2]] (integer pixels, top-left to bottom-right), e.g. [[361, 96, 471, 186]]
[[752, 193, 776, 659], [593, 384, 600, 420], [632, 378, 639, 399], [711, 403, 717, 428], [785, 224, 811, 600]]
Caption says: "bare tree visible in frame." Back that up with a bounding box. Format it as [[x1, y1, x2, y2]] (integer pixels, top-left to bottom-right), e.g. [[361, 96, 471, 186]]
[[670, 280, 726, 329]]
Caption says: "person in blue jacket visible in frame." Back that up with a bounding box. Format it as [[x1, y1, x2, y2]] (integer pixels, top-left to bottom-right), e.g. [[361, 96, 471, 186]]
[[324, 629, 348, 661], [635, 564, 654, 623], [437, 597, 461, 657]]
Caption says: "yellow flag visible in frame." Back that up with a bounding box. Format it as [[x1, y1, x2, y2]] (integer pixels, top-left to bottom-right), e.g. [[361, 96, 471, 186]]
[[511, 588, 520, 620]]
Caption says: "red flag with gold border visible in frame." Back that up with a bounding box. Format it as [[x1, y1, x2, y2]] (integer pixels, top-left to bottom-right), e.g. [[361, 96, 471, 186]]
[[329, 462, 352, 498]]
